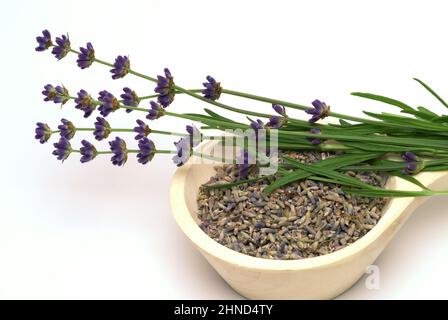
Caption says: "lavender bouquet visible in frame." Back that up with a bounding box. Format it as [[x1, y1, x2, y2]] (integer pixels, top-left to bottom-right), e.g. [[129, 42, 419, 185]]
[[35, 29, 448, 198]]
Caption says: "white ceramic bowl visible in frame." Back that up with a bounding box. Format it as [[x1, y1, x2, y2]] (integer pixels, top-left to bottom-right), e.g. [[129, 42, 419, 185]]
[[170, 141, 448, 299]]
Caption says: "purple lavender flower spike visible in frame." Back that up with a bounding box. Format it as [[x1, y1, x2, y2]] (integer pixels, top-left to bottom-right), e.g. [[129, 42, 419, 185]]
[[58, 119, 76, 140], [306, 99, 330, 123], [52, 137, 72, 162], [266, 116, 282, 129], [402, 151, 418, 163], [202, 75, 222, 101], [75, 89, 96, 118], [250, 119, 265, 131], [42, 84, 70, 105], [35, 30, 52, 52], [51, 34, 71, 60], [109, 137, 128, 166], [401, 151, 423, 175], [53, 85, 70, 105], [77, 42, 95, 69], [98, 90, 119, 117], [172, 137, 191, 167], [93, 117, 111, 141], [35, 122, 52, 144], [110, 55, 130, 79], [272, 104, 286, 116], [120, 87, 140, 113], [137, 137, 156, 165], [154, 68, 175, 107], [134, 119, 151, 140], [307, 128, 322, 145], [42, 84, 57, 102], [186, 124, 202, 147], [80, 140, 98, 163], [146, 101, 165, 120]]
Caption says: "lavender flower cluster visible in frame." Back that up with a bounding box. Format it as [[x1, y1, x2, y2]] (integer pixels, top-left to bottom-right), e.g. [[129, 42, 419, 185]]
[[34, 29, 334, 176]]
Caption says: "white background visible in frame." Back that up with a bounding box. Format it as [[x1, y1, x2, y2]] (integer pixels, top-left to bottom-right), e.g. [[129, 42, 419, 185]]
[[1, 0, 447, 299]]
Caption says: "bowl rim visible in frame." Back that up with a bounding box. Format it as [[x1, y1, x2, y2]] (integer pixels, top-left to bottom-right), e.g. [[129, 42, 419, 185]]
[[170, 141, 441, 271]]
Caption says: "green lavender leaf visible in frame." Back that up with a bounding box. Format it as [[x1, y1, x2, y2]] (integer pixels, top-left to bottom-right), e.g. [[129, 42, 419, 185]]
[[263, 153, 382, 194], [342, 188, 442, 198], [413, 78, 448, 109], [351, 92, 415, 113], [389, 171, 430, 190], [203, 108, 237, 123], [363, 112, 446, 131], [416, 106, 439, 120], [282, 157, 378, 190]]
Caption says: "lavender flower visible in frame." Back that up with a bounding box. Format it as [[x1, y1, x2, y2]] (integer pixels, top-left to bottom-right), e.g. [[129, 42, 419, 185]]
[[80, 140, 98, 163], [51, 34, 71, 60], [272, 104, 286, 116], [35, 122, 52, 144], [52, 137, 72, 162], [110, 55, 130, 79], [77, 42, 95, 69], [266, 116, 282, 129], [74, 89, 96, 118], [307, 128, 322, 145], [172, 137, 191, 167], [134, 119, 151, 140], [120, 87, 140, 113], [58, 119, 76, 140], [42, 84, 70, 105], [250, 119, 265, 131], [109, 137, 128, 166], [202, 76, 222, 101], [401, 151, 423, 175], [98, 90, 119, 117], [137, 138, 156, 165], [35, 30, 52, 52], [402, 151, 418, 163], [186, 124, 202, 147], [93, 117, 111, 141], [155, 68, 175, 107], [146, 101, 165, 120], [306, 99, 330, 123]]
